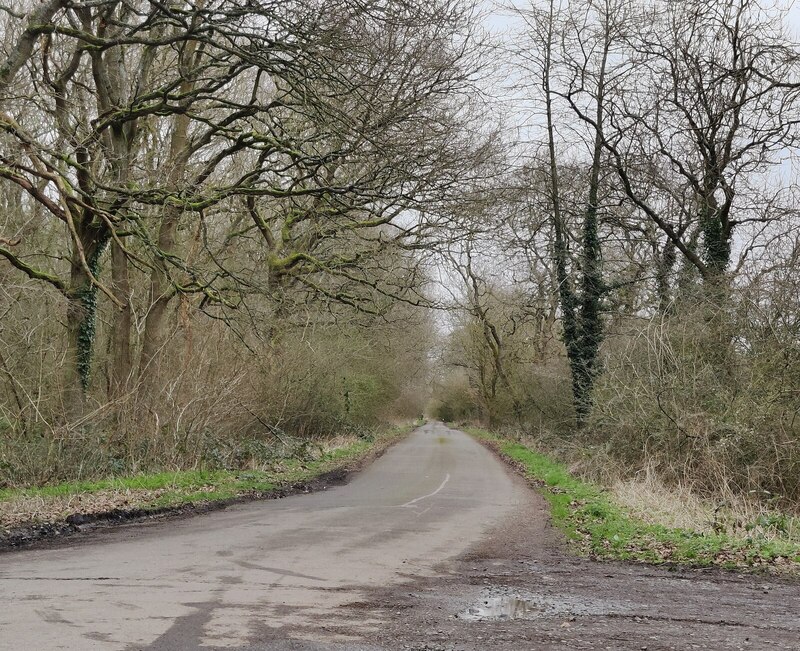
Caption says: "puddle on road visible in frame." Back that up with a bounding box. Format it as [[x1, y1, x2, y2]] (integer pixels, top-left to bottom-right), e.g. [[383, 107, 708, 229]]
[[458, 596, 539, 621], [457, 593, 634, 622]]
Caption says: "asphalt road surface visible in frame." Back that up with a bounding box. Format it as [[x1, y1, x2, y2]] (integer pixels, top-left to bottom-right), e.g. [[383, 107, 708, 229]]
[[0, 422, 527, 650], [4, 422, 800, 650]]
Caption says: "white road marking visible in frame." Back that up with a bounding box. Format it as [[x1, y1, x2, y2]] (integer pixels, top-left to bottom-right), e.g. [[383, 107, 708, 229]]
[[399, 474, 451, 508]]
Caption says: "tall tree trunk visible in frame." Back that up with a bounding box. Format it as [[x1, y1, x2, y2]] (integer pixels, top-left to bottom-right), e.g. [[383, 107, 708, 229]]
[[541, 0, 582, 426], [136, 32, 197, 397], [138, 205, 181, 395], [541, 0, 610, 426], [109, 241, 132, 398], [63, 220, 109, 420], [572, 27, 609, 425]]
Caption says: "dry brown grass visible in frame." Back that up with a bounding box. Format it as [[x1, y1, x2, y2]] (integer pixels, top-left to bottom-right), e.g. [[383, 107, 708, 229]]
[[611, 474, 712, 532], [610, 470, 800, 545]]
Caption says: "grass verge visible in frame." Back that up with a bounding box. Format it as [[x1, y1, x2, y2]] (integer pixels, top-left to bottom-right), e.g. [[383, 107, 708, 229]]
[[467, 427, 800, 575], [1, 423, 416, 540]]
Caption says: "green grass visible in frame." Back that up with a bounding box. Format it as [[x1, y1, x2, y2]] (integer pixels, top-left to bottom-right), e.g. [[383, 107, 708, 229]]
[[1, 424, 414, 523], [0, 470, 266, 501], [467, 427, 800, 573]]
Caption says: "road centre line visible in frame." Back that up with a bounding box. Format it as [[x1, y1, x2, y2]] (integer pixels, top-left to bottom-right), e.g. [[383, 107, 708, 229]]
[[398, 474, 451, 508]]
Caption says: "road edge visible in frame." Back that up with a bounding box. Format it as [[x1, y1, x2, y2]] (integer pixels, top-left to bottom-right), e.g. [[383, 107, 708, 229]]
[[0, 424, 416, 553]]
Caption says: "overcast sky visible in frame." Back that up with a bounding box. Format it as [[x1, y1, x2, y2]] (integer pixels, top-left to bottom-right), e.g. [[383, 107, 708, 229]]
[[483, 0, 800, 39]]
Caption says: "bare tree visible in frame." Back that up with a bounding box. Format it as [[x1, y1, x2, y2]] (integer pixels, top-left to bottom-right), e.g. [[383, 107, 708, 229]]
[[513, 0, 628, 423], [569, 0, 800, 291], [0, 0, 486, 415]]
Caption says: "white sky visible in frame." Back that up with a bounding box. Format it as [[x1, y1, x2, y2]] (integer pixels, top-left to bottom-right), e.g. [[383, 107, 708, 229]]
[[483, 0, 800, 38]]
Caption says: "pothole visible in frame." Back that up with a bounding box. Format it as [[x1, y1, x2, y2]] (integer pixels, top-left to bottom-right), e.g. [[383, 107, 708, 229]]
[[457, 591, 636, 621], [457, 596, 539, 621]]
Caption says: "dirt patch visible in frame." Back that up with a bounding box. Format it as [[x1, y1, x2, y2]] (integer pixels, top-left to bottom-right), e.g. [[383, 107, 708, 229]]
[[0, 434, 400, 553]]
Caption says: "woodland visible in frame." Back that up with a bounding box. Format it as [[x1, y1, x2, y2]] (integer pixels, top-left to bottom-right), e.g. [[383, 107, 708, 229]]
[[2, 0, 800, 516]]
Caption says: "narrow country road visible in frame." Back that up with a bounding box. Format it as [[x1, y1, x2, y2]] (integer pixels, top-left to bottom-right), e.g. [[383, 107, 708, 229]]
[[0, 423, 527, 650], [3, 423, 800, 650]]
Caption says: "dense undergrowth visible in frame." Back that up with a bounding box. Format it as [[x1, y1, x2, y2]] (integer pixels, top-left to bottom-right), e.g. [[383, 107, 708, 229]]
[[588, 306, 800, 506], [0, 316, 431, 489], [0, 415, 377, 489]]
